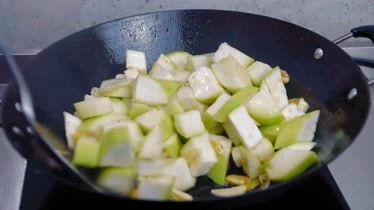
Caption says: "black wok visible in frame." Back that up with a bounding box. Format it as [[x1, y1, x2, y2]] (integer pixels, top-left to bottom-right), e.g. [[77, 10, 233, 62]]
[[1, 10, 373, 209]]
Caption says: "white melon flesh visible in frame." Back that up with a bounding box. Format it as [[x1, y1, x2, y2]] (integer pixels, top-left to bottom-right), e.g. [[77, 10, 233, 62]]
[[135, 109, 173, 133], [63, 111, 82, 150], [129, 102, 155, 119], [206, 93, 231, 116], [240, 147, 263, 178], [246, 61, 272, 87], [163, 134, 182, 158], [163, 96, 185, 116], [72, 136, 100, 168], [188, 66, 224, 103], [181, 133, 218, 177], [245, 82, 284, 125], [207, 135, 233, 185], [187, 54, 214, 71], [223, 106, 262, 148], [167, 51, 191, 71], [250, 138, 274, 162], [78, 113, 129, 137], [96, 167, 136, 196], [109, 98, 130, 114], [176, 85, 207, 113], [282, 103, 305, 121], [74, 97, 113, 119], [211, 56, 252, 93], [264, 67, 288, 109], [138, 126, 165, 159], [137, 158, 196, 191], [98, 122, 136, 167], [174, 110, 205, 138], [231, 146, 243, 168], [158, 80, 182, 97], [213, 85, 258, 123], [132, 75, 169, 106], [155, 54, 177, 72], [265, 148, 318, 182], [149, 63, 176, 81], [174, 71, 190, 83], [124, 68, 140, 79], [117, 121, 144, 153], [274, 110, 320, 149], [99, 78, 134, 98], [286, 142, 316, 151], [126, 50, 147, 74], [137, 175, 175, 201], [213, 42, 254, 67]]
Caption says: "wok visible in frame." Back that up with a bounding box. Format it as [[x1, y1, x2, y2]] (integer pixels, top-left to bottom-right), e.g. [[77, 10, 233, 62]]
[[1, 9, 373, 208]]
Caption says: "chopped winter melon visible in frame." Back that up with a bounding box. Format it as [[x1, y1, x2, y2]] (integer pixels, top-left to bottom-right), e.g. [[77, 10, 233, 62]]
[[97, 167, 136, 196], [126, 50, 147, 74], [282, 103, 306, 121], [63, 111, 82, 150], [213, 85, 258, 123], [72, 136, 100, 168], [135, 109, 173, 134], [109, 98, 130, 114], [174, 110, 205, 139], [99, 78, 134, 98], [250, 138, 274, 162], [77, 113, 129, 137], [213, 42, 254, 67], [223, 106, 263, 148], [274, 110, 320, 149], [265, 148, 318, 182], [129, 102, 155, 119], [132, 75, 169, 106], [263, 67, 288, 109], [187, 54, 214, 71], [286, 142, 316, 151], [163, 133, 182, 158], [188, 66, 224, 103], [158, 80, 182, 97], [181, 133, 217, 177], [240, 147, 263, 178], [149, 63, 176, 81], [137, 158, 196, 191], [211, 56, 252, 93], [137, 175, 175, 201], [176, 85, 207, 113], [245, 82, 284, 125], [246, 61, 272, 87], [138, 126, 165, 159], [124, 68, 140, 79], [167, 51, 191, 71], [207, 135, 233, 185], [155, 54, 177, 72], [74, 97, 113, 119], [98, 122, 136, 167]]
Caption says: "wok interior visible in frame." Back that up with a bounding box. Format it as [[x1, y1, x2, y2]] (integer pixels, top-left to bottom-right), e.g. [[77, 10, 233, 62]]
[[19, 10, 370, 199]]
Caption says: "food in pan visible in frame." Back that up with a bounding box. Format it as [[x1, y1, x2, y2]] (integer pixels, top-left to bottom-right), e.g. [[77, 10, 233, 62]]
[[64, 42, 320, 201]]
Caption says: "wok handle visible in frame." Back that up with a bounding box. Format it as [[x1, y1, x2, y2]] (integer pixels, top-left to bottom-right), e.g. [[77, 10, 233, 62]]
[[334, 25, 374, 44], [351, 25, 374, 44]]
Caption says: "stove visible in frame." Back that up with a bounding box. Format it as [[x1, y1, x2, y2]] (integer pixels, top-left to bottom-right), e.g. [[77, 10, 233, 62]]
[[0, 47, 373, 210]]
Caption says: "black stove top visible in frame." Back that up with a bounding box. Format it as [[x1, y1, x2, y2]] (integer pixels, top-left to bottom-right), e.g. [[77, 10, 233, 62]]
[[0, 55, 351, 210], [20, 158, 350, 210]]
